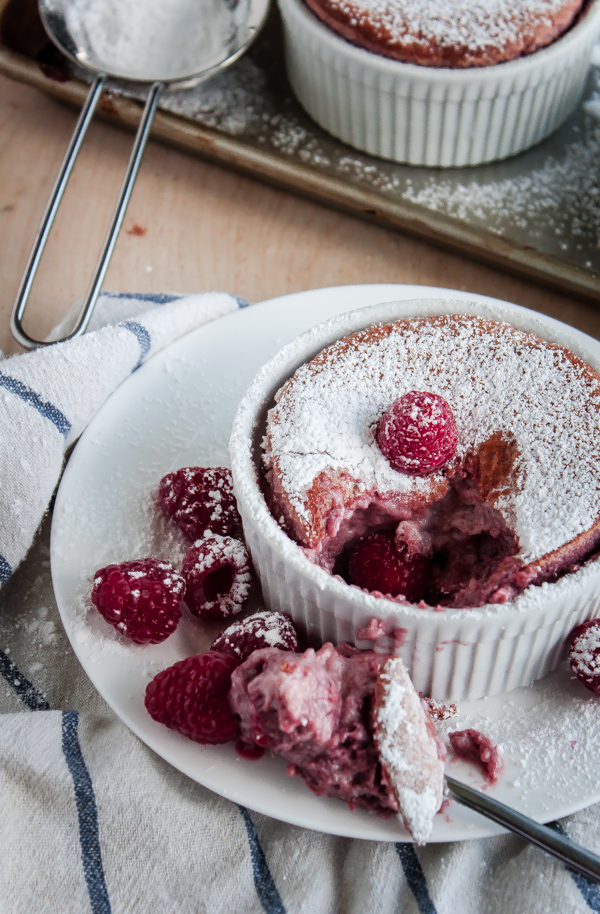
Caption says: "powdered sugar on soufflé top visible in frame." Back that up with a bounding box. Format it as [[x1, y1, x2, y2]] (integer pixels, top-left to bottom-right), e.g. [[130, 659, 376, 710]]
[[304, 0, 585, 67], [264, 315, 600, 575]]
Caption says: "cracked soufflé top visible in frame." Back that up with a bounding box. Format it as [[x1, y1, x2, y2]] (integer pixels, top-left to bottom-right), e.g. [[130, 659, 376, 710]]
[[263, 314, 600, 601]]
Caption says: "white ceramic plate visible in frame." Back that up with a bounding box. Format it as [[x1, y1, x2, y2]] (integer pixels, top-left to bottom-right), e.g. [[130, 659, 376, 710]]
[[50, 284, 600, 842]]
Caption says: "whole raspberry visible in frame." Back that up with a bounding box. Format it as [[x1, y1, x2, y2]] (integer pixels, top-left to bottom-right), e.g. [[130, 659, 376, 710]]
[[91, 558, 185, 644], [182, 534, 252, 621], [348, 532, 429, 602], [211, 611, 298, 663], [145, 652, 238, 743], [377, 391, 458, 475], [159, 466, 241, 540], [569, 619, 600, 694]]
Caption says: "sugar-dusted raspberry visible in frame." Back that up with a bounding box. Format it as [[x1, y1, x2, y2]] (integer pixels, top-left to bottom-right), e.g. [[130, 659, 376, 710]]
[[182, 534, 252, 621], [569, 619, 600, 694], [348, 531, 429, 602], [91, 558, 185, 644], [211, 611, 298, 663], [159, 466, 241, 540], [377, 390, 458, 475], [145, 652, 238, 743]]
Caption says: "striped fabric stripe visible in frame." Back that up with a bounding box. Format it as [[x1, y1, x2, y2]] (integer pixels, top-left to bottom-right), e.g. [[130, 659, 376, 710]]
[[120, 321, 151, 371], [0, 648, 50, 710], [395, 844, 438, 914], [62, 711, 112, 914], [0, 373, 71, 437], [109, 292, 181, 305], [238, 805, 286, 914], [0, 555, 12, 586], [0, 658, 113, 912], [549, 822, 600, 912]]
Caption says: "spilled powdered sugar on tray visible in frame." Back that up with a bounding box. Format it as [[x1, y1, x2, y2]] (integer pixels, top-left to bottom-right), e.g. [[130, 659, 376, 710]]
[[167, 43, 600, 270], [84, 20, 600, 273]]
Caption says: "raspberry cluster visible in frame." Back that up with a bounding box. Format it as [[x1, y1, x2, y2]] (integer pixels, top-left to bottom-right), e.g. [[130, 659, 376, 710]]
[[146, 611, 300, 745]]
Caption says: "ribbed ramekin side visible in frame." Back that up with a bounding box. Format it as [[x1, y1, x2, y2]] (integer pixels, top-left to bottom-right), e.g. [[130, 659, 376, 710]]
[[278, 0, 600, 167]]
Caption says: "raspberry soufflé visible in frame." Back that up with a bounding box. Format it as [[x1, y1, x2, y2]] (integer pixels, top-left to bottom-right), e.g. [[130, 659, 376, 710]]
[[263, 314, 600, 610]]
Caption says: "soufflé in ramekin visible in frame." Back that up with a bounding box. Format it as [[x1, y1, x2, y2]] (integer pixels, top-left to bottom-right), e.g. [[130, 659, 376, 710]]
[[230, 298, 600, 700]]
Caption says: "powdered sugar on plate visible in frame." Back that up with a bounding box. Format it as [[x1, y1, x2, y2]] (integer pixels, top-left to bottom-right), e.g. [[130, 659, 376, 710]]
[[51, 481, 191, 662], [439, 664, 600, 815]]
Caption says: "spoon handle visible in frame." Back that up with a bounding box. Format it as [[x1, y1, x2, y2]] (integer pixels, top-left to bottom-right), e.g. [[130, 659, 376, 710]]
[[445, 775, 600, 883], [10, 78, 163, 349]]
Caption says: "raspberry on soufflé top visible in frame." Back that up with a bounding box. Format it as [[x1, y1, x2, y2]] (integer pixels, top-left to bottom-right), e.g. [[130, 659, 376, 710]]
[[263, 314, 600, 608], [303, 0, 585, 68]]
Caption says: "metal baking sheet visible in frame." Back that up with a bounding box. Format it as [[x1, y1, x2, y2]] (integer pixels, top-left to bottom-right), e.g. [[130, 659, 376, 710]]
[[1, 0, 600, 301]]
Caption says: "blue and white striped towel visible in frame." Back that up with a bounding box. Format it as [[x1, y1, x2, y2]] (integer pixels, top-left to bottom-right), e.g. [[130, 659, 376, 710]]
[[2, 292, 600, 914]]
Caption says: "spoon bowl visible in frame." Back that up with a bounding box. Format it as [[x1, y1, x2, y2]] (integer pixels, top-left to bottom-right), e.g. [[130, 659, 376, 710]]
[[39, 0, 266, 83]]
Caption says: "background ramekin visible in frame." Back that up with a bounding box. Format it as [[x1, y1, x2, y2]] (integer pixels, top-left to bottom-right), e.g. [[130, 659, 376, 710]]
[[230, 298, 600, 701], [277, 0, 600, 166]]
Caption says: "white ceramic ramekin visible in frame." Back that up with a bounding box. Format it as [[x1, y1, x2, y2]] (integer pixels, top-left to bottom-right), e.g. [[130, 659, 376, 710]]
[[277, 0, 600, 166], [229, 298, 600, 701]]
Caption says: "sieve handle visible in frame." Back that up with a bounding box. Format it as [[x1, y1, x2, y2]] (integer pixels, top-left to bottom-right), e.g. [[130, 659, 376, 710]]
[[10, 77, 163, 349]]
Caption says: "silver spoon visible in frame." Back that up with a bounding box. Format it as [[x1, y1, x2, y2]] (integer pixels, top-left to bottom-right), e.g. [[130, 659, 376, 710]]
[[446, 775, 600, 883], [10, 0, 270, 349]]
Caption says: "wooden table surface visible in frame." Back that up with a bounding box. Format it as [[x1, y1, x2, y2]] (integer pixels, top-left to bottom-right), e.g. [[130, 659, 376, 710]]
[[2, 71, 600, 356]]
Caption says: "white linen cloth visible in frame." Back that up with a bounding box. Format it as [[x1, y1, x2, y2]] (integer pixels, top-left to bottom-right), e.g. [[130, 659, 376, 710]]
[[1, 292, 600, 914]]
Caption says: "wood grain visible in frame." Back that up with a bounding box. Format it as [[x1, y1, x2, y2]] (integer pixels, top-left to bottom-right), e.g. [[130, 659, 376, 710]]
[[2, 73, 600, 355]]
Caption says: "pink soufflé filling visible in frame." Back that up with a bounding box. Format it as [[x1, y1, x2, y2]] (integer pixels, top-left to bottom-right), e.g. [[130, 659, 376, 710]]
[[449, 728, 504, 783], [229, 643, 400, 816]]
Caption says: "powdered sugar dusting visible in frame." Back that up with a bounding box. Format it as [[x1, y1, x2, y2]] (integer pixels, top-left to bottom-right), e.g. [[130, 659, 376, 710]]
[[73, 24, 600, 277], [438, 665, 600, 814], [212, 610, 298, 658], [266, 314, 600, 564], [319, 0, 582, 65], [374, 657, 445, 843], [52, 482, 192, 661]]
